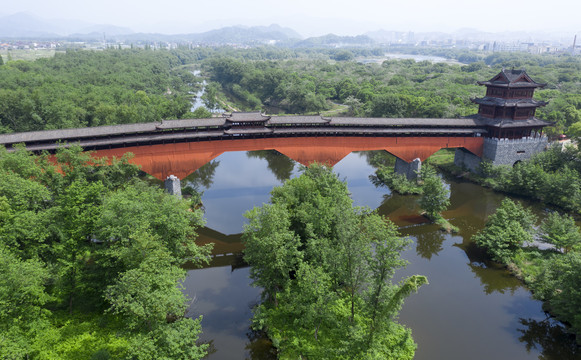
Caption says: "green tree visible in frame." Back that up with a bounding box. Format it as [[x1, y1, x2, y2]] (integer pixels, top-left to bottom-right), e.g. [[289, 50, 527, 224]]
[[541, 252, 581, 337], [105, 252, 189, 331], [0, 245, 51, 359], [53, 178, 106, 313], [332, 50, 354, 61], [0, 146, 211, 358], [419, 171, 450, 219], [243, 164, 426, 358], [243, 203, 303, 304], [191, 106, 212, 118], [362, 214, 424, 346], [540, 212, 581, 253], [96, 182, 211, 269], [473, 199, 537, 263], [124, 317, 208, 360]]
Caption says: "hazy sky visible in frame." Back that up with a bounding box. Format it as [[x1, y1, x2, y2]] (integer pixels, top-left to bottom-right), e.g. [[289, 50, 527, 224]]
[[3, 0, 581, 36]]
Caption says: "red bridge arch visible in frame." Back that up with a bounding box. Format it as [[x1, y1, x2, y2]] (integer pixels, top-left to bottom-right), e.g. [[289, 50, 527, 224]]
[[93, 136, 483, 180]]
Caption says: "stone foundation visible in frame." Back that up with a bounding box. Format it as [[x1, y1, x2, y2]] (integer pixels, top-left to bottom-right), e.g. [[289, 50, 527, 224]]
[[454, 136, 549, 171], [164, 175, 182, 198], [483, 136, 548, 166], [453, 148, 483, 172], [394, 157, 421, 180]]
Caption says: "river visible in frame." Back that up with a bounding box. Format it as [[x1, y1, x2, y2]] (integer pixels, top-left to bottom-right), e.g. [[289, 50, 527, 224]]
[[180, 150, 581, 359], [190, 70, 224, 113]]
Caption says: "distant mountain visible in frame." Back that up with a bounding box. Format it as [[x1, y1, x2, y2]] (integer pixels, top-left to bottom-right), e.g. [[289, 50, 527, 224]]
[[251, 24, 302, 40], [185, 24, 302, 44], [292, 34, 375, 48], [0, 12, 133, 38], [3, 12, 573, 46], [117, 24, 301, 45], [0, 12, 62, 38]]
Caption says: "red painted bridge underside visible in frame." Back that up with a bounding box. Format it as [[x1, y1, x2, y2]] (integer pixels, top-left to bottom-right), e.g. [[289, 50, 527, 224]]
[[93, 136, 484, 180]]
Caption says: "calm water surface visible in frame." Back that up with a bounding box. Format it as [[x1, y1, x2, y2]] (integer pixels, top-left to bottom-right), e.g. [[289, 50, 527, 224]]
[[181, 151, 580, 360]]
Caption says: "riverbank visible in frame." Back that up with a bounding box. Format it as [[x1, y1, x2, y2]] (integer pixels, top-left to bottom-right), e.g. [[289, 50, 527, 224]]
[[432, 150, 581, 346], [478, 235, 581, 345], [434, 146, 581, 216]]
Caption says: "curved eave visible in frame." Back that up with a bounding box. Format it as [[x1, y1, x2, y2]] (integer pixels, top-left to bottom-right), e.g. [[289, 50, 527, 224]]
[[471, 98, 547, 107], [477, 81, 547, 88], [484, 118, 553, 129]]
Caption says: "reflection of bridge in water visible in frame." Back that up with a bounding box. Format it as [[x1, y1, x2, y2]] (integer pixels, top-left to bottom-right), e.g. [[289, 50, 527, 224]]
[[188, 226, 246, 270], [0, 112, 485, 180]]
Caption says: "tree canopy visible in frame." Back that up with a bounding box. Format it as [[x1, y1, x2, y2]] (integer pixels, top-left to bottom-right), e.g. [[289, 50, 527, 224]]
[[0, 146, 211, 359], [243, 164, 427, 359]]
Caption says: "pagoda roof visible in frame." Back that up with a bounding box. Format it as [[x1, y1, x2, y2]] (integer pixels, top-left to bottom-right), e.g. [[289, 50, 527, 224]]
[[471, 97, 547, 108], [225, 111, 270, 122], [469, 114, 552, 128], [477, 69, 546, 88]]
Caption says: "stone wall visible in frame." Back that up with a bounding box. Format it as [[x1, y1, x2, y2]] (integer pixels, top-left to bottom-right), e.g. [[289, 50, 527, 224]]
[[483, 136, 548, 166], [454, 136, 549, 171]]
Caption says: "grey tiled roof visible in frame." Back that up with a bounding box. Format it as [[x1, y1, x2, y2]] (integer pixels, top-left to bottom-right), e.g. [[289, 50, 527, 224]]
[[471, 97, 547, 107], [469, 115, 551, 128], [225, 111, 270, 122], [477, 69, 546, 88], [0, 111, 550, 152]]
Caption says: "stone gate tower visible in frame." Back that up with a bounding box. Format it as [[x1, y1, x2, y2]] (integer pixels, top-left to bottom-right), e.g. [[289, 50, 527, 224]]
[[454, 69, 551, 171]]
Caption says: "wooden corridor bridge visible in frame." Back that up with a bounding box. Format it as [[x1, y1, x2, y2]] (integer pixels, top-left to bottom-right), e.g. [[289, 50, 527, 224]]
[[0, 112, 486, 180]]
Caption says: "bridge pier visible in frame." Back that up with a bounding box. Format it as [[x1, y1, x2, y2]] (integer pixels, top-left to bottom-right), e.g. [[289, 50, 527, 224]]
[[453, 148, 482, 172], [164, 175, 182, 198], [394, 157, 421, 180]]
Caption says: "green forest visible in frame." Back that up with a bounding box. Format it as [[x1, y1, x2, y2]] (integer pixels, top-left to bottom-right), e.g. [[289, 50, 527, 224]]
[[0, 146, 212, 359], [1, 47, 581, 357], [1, 47, 581, 137]]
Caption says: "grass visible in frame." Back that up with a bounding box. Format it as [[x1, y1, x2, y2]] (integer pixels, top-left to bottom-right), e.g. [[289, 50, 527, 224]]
[[1, 49, 58, 62], [434, 216, 459, 233], [424, 148, 456, 167]]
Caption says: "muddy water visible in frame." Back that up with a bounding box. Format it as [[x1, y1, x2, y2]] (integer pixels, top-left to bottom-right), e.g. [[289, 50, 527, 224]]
[[181, 151, 580, 360]]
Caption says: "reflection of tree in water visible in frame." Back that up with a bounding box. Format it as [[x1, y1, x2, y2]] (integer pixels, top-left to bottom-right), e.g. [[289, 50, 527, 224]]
[[376, 192, 420, 218], [183, 160, 220, 192], [200, 339, 217, 358], [467, 261, 523, 295], [414, 230, 445, 260], [356, 150, 396, 169], [517, 318, 581, 360], [246, 150, 295, 182], [245, 328, 277, 360]]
